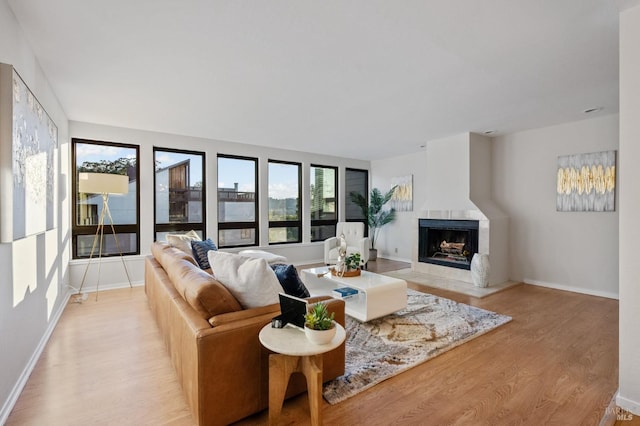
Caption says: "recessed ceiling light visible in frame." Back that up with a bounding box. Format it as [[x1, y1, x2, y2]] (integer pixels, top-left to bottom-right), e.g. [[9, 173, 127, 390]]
[[419, 144, 426, 148], [483, 130, 496, 135], [583, 107, 603, 114]]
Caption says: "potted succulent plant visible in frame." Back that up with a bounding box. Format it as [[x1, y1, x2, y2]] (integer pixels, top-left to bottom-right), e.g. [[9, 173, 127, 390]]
[[349, 186, 397, 261], [304, 302, 336, 345]]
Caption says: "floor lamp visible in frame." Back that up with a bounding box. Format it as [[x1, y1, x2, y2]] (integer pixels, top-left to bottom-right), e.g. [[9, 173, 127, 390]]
[[75, 172, 133, 302]]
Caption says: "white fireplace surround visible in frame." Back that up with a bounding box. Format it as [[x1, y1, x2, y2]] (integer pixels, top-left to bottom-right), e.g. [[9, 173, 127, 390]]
[[411, 133, 509, 286]]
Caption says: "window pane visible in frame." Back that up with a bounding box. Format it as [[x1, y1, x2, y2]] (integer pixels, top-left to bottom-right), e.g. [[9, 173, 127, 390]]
[[269, 227, 299, 244], [218, 228, 256, 247], [311, 225, 336, 241], [310, 166, 336, 221], [75, 143, 137, 226], [269, 161, 301, 244], [155, 150, 204, 225], [268, 162, 300, 221], [346, 168, 368, 221], [73, 139, 140, 259], [218, 157, 256, 223], [76, 233, 137, 257]]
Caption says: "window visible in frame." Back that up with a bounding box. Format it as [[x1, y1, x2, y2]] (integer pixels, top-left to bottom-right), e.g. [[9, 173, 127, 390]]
[[345, 168, 369, 234], [217, 155, 258, 247], [72, 139, 140, 259], [268, 160, 301, 244], [154, 148, 205, 241], [310, 165, 338, 241]]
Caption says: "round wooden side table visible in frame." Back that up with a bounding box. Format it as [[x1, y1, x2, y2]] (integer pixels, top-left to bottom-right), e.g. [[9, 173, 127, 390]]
[[259, 323, 346, 426]]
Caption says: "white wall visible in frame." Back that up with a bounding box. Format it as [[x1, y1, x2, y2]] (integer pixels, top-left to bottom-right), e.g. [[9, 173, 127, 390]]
[[425, 133, 477, 211], [492, 114, 619, 298], [0, 0, 70, 422], [618, 2, 640, 415], [371, 150, 428, 262], [68, 121, 370, 291]]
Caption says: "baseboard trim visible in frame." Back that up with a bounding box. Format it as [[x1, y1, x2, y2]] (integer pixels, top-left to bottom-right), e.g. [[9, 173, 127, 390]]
[[0, 290, 71, 425], [67, 280, 145, 294], [524, 278, 619, 300], [376, 255, 412, 263], [616, 393, 640, 416]]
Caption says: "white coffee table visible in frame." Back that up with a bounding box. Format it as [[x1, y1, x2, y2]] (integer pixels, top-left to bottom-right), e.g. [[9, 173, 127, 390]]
[[301, 267, 407, 322], [259, 323, 346, 426]]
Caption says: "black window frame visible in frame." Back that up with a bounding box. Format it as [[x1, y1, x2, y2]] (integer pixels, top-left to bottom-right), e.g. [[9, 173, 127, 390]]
[[153, 147, 206, 241], [345, 167, 369, 237], [310, 164, 338, 242], [217, 154, 259, 248], [268, 159, 302, 245], [71, 138, 141, 259]]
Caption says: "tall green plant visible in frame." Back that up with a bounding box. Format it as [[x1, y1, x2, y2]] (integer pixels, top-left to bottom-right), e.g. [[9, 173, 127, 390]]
[[349, 186, 397, 250]]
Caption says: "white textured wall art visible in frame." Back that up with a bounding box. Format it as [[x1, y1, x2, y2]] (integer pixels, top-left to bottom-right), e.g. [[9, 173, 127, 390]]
[[556, 150, 615, 212], [0, 63, 57, 241]]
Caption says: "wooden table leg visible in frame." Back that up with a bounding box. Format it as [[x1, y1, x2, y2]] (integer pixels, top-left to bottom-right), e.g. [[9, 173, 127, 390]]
[[301, 354, 323, 426], [269, 353, 325, 425], [269, 354, 300, 425]]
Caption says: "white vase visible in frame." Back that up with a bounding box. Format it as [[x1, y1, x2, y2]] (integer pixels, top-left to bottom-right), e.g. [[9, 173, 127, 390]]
[[304, 324, 337, 345], [471, 254, 490, 288]]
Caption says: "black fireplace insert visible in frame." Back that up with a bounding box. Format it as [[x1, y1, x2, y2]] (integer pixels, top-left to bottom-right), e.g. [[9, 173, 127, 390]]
[[418, 219, 479, 270]]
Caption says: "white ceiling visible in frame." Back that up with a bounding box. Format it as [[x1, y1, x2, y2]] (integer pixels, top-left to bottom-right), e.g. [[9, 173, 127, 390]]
[[7, 0, 620, 161]]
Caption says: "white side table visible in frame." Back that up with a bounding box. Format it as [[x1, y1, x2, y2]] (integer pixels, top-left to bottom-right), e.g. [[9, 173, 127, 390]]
[[259, 323, 346, 426]]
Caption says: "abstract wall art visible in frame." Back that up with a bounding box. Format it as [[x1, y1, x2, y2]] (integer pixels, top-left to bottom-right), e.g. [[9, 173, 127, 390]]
[[0, 63, 58, 242], [556, 150, 616, 212], [390, 174, 413, 212]]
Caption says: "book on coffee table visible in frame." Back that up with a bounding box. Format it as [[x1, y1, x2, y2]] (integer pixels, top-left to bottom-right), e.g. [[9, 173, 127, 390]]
[[332, 287, 359, 299]]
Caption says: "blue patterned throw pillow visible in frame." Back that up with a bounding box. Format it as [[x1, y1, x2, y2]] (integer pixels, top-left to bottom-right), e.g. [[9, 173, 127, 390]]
[[270, 264, 310, 298], [191, 238, 218, 269]]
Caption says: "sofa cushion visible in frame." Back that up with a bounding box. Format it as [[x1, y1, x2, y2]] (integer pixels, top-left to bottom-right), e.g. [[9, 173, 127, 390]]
[[166, 230, 201, 255], [270, 264, 310, 298], [151, 241, 196, 269], [191, 238, 218, 269], [167, 258, 241, 319], [208, 251, 281, 309]]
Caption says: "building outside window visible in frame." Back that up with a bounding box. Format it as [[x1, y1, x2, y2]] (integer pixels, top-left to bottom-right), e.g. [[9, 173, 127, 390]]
[[72, 138, 140, 259], [345, 168, 369, 234], [268, 160, 301, 244], [310, 165, 338, 241], [217, 155, 258, 247], [154, 148, 205, 241]]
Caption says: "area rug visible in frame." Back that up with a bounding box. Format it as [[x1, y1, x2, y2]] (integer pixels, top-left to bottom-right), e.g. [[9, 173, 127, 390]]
[[382, 268, 520, 298], [322, 289, 511, 404]]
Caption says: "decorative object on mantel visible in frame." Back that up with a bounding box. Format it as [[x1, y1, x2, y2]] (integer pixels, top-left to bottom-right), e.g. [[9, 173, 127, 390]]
[[0, 63, 58, 242], [350, 185, 397, 261], [556, 150, 616, 212], [304, 302, 336, 345], [390, 174, 413, 212], [470, 253, 490, 288], [322, 289, 512, 404]]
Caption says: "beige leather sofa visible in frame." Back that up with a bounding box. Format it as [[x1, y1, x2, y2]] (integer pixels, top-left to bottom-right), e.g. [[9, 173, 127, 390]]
[[145, 242, 346, 425]]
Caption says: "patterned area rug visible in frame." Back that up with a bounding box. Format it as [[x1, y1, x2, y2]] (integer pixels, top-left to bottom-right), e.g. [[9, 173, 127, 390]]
[[322, 289, 512, 404]]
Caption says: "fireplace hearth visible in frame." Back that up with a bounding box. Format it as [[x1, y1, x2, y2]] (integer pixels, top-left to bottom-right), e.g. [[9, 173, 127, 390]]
[[418, 219, 479, 270]]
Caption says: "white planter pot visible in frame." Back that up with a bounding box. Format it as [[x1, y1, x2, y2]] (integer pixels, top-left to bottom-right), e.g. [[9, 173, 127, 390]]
[[304, 324, 337, 345], [471, 253, 490, 288]]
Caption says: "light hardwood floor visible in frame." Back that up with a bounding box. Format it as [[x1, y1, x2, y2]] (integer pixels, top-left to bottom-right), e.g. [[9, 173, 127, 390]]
[[6, 259, 626, 425]]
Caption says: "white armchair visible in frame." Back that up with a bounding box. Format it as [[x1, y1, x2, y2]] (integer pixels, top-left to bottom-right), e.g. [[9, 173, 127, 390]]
[[324, 222, 370, 267]]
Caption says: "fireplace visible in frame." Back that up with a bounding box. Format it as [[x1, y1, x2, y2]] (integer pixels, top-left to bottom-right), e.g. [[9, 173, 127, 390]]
[[418, 219, 479, 270]]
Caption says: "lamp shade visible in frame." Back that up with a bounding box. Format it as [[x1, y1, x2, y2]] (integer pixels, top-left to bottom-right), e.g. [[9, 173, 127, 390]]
[[78, 173, 129, 195]]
